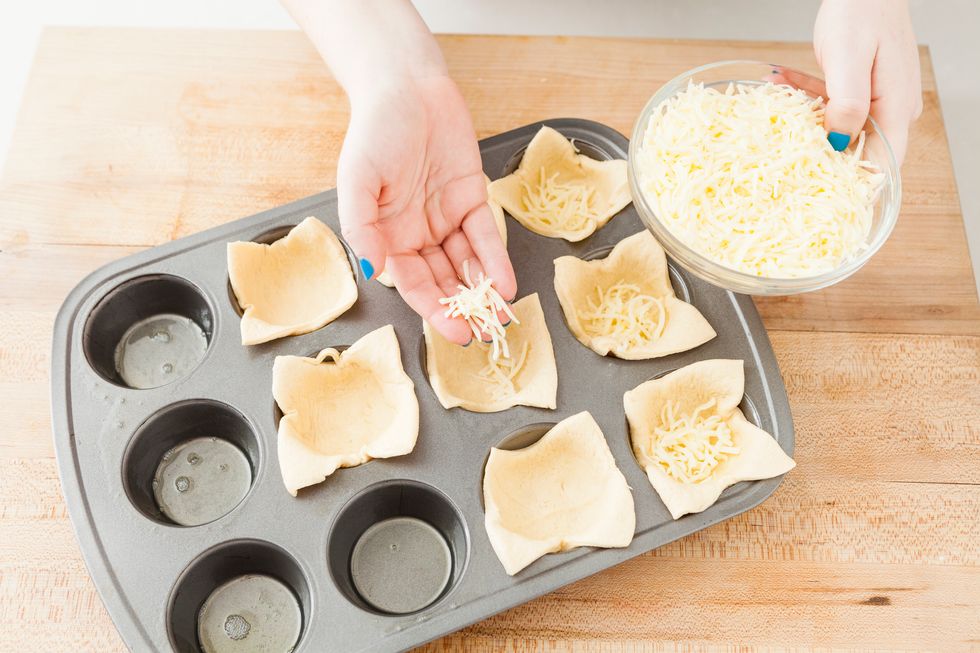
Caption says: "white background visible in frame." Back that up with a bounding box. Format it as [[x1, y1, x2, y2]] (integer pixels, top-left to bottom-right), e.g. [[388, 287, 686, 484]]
[[1, 0, 977, 290]]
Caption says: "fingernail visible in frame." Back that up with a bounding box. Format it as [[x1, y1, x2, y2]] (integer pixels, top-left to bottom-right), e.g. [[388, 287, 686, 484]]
[[358, 257, 374, 280], [827, 131, 851, 152], [462, 338, 472, 347], [502, 319, 512, 327]]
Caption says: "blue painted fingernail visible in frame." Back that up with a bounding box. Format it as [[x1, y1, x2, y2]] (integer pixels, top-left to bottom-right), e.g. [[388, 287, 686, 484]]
[[358, 257, 374, 280], [502, 319, 512, 327], [827, 131, 851, 152], [462, 338, 472, 347]]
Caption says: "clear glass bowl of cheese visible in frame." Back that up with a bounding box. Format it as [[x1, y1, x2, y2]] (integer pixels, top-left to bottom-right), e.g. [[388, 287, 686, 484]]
[[628, 60, 901, 295]]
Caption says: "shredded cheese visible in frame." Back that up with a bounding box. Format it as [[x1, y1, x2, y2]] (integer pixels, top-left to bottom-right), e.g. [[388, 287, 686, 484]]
[[579, 280, 667, 350], [439, 260, 518, 359], [519, 167, 602, 234], [641, 398, 739, 484], [634, 81, 885, 278], [477, 340, 530, 399]]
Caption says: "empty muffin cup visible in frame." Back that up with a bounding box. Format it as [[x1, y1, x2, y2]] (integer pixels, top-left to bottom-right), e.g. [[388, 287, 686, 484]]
[[327, 480, 468, 615], [123, 400, 258, 526], [351, 517, 452, 614], [153, 437, 251, 527], [168, 540, 309, 653], [83, 274, 214, 389], [197, 575, 301, 653]]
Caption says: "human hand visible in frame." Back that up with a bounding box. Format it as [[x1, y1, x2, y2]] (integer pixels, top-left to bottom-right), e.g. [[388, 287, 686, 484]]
[[338, 74, 516, 345], [280, 0, 516, 345], [814, 0, 922, 163]]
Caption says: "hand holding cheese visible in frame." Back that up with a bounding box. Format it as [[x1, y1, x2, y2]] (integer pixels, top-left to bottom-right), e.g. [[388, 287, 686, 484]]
[[281, 0, 925, 330], [814, 0, 922, 163], [281, 0, 515, 346], [634, 81, 886, 279]]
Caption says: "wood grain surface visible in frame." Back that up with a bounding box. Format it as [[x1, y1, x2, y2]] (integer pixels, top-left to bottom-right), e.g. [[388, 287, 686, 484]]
[[0, 28, 977, 652]]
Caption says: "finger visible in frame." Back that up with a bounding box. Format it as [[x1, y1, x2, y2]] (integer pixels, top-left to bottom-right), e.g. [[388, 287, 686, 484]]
[[419, 245, 464, 299], [387, 252, 472, 345], [462, 203, 517, 301], [865, 42, 920, 166], [819, 42, 875, 150], [441, 228, 483, 281], [440, 172, 488, 225], [420, 173, 487, 242], [440, 231, 499, 340], [767, 67, 828, 100], [868, 97, 911, 165], [337, 162, 386, 281]]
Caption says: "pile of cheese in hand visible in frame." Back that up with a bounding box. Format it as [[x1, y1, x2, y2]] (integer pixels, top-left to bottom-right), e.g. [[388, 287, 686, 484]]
[[439, 260, 518, 359], [633, 81, 886, 278]]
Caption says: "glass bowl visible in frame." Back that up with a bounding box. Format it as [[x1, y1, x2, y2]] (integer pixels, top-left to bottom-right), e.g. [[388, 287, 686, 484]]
[[628, 60, 901, 295]]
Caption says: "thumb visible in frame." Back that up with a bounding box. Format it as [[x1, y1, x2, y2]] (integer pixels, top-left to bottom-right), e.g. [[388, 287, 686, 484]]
[[818, 41, 874, 151], [337, 174, 387, 281], [868, 98, 910, 166]]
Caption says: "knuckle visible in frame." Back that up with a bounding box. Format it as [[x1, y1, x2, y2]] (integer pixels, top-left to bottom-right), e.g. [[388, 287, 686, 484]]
[[339, 223, 357, 240], [831, 96, 871, 117]]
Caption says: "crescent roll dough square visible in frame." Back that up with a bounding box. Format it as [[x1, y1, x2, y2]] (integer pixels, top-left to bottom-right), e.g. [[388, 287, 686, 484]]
[[228, 216, 357, 345], [377, 175, 505, 287], [423, 293, 557, 413], [554, 230, 715, 359], [483, 411, 636, 575], [273, 325, 418, 496], [624, 359, 795, 519], [488, 126, 631, 242]]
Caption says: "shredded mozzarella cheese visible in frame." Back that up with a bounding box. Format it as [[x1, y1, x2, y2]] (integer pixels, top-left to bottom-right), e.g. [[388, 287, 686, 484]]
[[439, 260, 518, 359], [641, 398, 739, 484], [634, 81, 885, 278], [579, 280, 666, 350], [477, 340, 530, 399], [519, 167, 601, 234]]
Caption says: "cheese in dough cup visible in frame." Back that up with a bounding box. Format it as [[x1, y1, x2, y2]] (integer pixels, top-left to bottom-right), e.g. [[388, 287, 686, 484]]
[[624, 359, 795, 519], [423, 293, 557, 413], [483, 411, 636, 575], [377, 174, 506, 288], [228, 217, 357, 345], [488, 126, 631, 242], [554, 230, 715, 359], [273, 325, 418, 496]]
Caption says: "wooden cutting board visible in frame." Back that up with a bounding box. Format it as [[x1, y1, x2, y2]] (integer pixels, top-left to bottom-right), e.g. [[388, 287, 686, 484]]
[[0, 28, 978, 652]]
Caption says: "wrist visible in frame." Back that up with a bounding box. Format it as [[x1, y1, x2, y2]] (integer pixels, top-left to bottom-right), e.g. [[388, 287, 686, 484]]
[[343, 62, 447, 103], [345, 70, 455, 113], [288, 0, 447, 105]]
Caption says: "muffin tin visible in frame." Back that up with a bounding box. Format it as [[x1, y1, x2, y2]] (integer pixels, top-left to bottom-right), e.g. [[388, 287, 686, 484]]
[[51, 119, 794, 652]]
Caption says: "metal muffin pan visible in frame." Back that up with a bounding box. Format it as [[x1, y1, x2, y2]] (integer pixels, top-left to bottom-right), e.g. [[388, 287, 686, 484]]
[[51, 118, 794, 652]]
